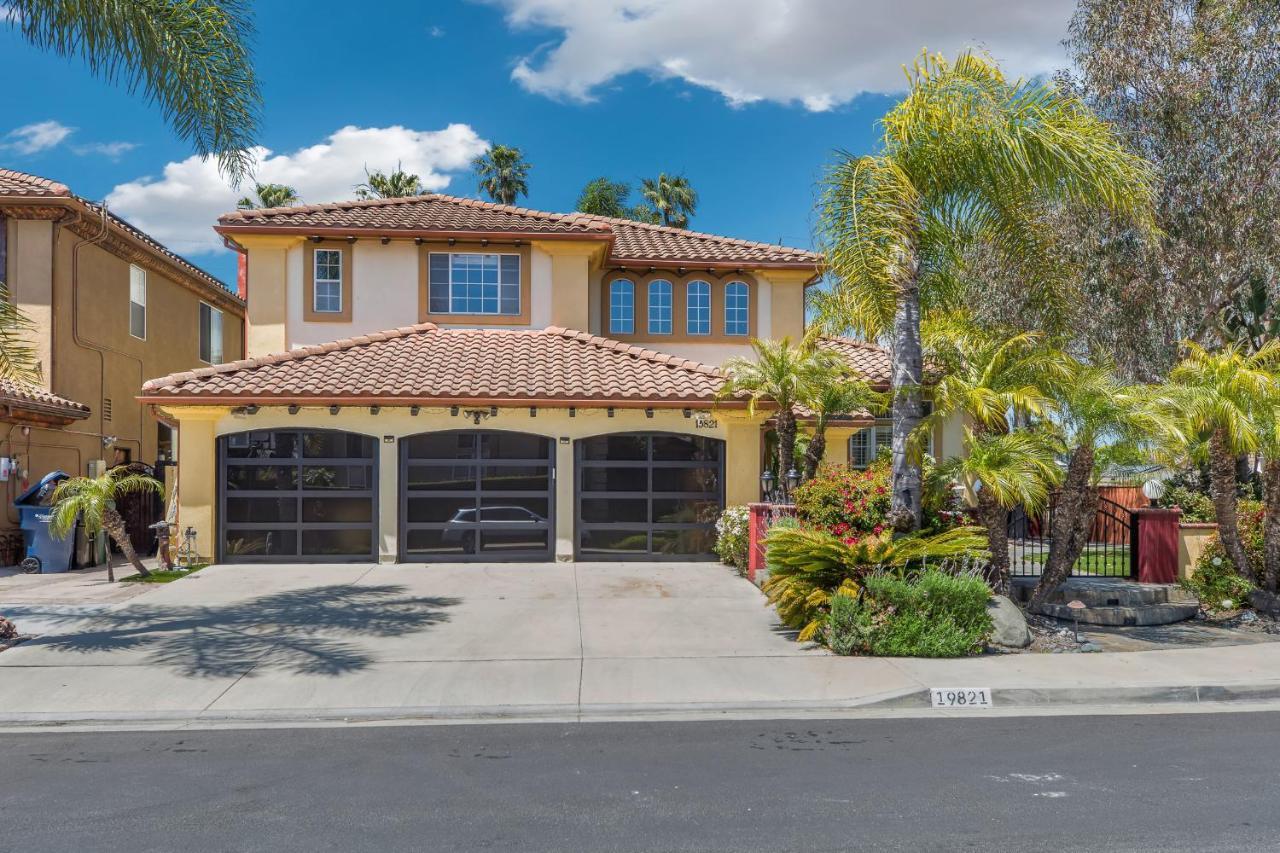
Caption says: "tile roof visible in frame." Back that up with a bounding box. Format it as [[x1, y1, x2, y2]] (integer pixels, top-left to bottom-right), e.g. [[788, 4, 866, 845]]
[[216, 192, 820, 268], [819, 337, 893, 387], [0, 379, 90, 419], [140, 324, 732, 406], [0, 169, 71, 197]]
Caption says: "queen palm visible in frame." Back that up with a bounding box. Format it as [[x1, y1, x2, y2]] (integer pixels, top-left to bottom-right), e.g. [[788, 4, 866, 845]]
[[1166, 341, 1280, 581], [355, 164, 425, 200], [719, 337, 841, 499], [817, 50, 1154, 531], [800, 376, 884, 481], [49, 470, 164, 582], [473, 145, 530, 206], [8, 0, 260, 183], [639, 173, 697, 228], [237, 182, 299, 210]]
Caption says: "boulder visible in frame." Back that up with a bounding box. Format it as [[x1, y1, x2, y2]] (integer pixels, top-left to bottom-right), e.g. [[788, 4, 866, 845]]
[[986, 595, 1032, 648]]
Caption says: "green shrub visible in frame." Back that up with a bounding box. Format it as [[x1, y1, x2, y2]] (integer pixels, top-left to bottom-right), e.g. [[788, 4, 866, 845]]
[[1185, 548, 1255, 611], [824, 569, 993, 658], [714, 505, 751, 571], [1158, 484, 1215, 523], [793, 460, 892, 539]]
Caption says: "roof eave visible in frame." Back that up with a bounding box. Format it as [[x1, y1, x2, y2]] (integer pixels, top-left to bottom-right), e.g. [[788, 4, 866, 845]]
[[139, 393, 741, 408], [213, 224, 614, 242]]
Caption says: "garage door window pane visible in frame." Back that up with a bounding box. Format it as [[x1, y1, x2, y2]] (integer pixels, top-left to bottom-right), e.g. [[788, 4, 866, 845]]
[[405, 528, 470, 557], [224, 529, 298, 556], [580, 434, 647, 461], [406, 465, 474, 490], [482, 529, 549, 553], [302, 529, 372, 556], [480, 466, 548, 491], [302, 432, 374, 459], [652, 434, 721, 461], [225, 497, 297, 523], [580, 529, 649, 554], [652, 528, 716, 555], [581, 467, 648, 492], [480, 432, 549, 460], [580, 498, 648, 524], [302, 497, 373, 524], [653, 498, 721, 524], [225, 431, 297, 459], [479, 497, 549, 522], [302, 465, 372, 490], [405, 432, 476, 459], [407, 496, 474, 523], [652, 467, 719, 493], [225, 466, 298, 491]]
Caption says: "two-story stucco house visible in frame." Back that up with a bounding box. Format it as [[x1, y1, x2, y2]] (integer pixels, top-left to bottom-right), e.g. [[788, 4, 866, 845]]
[[0, 169, 244, 556], [141, 193, 949, 564]]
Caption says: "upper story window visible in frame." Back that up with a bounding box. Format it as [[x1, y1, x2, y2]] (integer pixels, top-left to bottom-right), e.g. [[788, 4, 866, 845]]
[[850, 418, 932, 468], [725, 281, 749, 336], [313, 249, 343, 313], [129, 264, 146, 339], [686, 280, 711, 336], [199, 302, 224, 364], [428, 252, 520, 315], [609, 279, 634, 335], [647, 279, 672, 334]]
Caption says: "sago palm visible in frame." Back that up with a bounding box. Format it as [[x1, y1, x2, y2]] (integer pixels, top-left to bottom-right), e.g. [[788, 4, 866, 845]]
[[1167, 341, 1280, 581], [816, 50, 1155, 531], [473, 145, 530, 206], [800, 375, 884, 481], [355, 163, 425, 200], [639, 173, 697, 228], [49, 470, 163, 581], [719, 337, 841, 499], [8, 0, 261, 183]]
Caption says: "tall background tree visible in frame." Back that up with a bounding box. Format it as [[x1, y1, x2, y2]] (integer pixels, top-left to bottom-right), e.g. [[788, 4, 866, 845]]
[[8, 0, 261, 184], [473, 144, 530, 206], [639, 173, 697, 228], [575, 177, 662, 223], [355, 164, 425, 200], [237, 182, 299, 210], [816, 50, 1154, 531]]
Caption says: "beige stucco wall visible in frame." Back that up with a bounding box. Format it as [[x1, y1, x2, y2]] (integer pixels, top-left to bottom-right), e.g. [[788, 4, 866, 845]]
[[164, 404, 764, 563], [1178, 524, 1217, 580], [759, 270, 809, 342], [246, 239, 291, 355], [9, 218, 55, 383]]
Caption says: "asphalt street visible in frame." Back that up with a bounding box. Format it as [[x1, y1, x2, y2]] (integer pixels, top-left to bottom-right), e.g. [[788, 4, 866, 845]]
[[2, 711, 1278, 852]]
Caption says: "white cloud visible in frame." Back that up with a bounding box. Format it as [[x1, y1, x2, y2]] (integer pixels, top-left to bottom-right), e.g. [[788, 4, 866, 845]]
[[489, 0, 1075, 110], [106, 124, 490, 255], [4, 120, 74, 154], [72, 141, 139, 159]]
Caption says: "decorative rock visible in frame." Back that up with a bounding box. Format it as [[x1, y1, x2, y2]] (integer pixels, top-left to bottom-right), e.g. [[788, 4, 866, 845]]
[[987, 595, 1033, 648], [1080, 642, 1102, 653]]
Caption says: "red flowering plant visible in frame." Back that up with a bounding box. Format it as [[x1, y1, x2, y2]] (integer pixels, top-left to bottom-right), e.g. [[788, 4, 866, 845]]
[[792, 460, 892, 545]]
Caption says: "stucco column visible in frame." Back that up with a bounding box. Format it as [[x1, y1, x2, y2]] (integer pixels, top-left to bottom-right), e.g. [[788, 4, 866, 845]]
[[724, 417, 762, 507], [555, 437, 574, 561], [378, 436, 398, 562], [243, 237, 296, 356], [174, 412, 218, 563]]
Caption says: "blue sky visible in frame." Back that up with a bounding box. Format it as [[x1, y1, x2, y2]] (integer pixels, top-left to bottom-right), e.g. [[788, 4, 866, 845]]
[[0, 0, 1072, 287]]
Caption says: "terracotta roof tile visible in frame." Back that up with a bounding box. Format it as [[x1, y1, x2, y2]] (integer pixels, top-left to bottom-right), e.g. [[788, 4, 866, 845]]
[[819, 337, 893, 387], [0, 169, 71, 197], [0, 379, 90, 417]]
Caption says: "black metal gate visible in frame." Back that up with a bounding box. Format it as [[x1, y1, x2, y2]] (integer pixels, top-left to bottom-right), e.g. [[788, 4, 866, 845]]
[[1008, 495, 1137, 578]]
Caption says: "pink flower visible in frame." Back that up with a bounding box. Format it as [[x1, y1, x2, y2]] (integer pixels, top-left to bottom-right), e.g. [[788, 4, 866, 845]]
[[873, 525, 884, 535]]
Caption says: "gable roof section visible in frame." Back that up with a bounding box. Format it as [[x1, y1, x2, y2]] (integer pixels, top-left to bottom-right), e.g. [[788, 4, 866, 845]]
[[216, 192, 820, 269], [0, 378, 90, 424], [141, 324, 731, 406]]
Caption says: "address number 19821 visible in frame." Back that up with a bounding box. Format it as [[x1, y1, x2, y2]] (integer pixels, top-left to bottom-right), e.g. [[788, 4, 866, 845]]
[[930, 687, 994, 708]]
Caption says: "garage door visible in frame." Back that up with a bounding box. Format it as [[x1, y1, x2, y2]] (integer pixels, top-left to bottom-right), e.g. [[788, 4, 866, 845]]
[[219, 429, 378, 563], [575, 432, 724, 560], [399, 430, 554, 562]]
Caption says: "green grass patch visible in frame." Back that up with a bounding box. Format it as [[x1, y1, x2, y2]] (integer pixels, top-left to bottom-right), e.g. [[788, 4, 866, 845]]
[[1022, 548, 1131, 576], [120, 563, 208, 583]]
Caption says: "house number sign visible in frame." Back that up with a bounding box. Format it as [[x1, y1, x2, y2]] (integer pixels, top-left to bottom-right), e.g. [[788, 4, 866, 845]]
[[930, 687, 994, 708], [695, 413, 719, 429]]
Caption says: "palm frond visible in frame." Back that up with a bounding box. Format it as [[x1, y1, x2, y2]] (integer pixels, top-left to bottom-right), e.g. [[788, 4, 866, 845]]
[[0, 280, 44, 384]]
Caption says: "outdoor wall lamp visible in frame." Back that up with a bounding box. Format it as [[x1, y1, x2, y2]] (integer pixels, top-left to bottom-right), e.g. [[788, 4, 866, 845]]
[[329, 405, 339, 415], [785, 468, 801, 493], [760, 470, 775, 500]]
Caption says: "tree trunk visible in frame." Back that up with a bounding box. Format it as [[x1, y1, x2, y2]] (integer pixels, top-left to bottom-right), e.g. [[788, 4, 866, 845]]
[[1209, 429, 1251, 580], [803, 424, 827, 482], [104, 508, 150, 578], [776, 408, 798, 501], [889, 272, 924, 533], [1030, 445, 1097, 611], [977, 488, 1010, 596], [1263, 457, 1280, 593]]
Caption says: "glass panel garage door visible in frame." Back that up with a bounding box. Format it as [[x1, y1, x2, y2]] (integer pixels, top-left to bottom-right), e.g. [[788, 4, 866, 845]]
[[576, 432, 724, 560], [219, 429, 378, 562], [400, 431, 554, 562]]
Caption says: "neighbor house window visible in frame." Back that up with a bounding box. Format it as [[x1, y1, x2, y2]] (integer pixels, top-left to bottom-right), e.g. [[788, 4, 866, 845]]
[[129, 264, 146, 339], [609, 279, 634, 335], [724, 281, 749, 336], [850, 420, 932, 467], [427, 252, 520, 315], [313, 249, 343, 313], [647, 279, 672, 334], [199, 302, 224, 364], [687, 280, 711, 335]]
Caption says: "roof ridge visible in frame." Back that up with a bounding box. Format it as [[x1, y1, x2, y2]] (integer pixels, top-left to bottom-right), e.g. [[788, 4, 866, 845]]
[[577, 211, 815, 256], [543, 326, 724, 377]]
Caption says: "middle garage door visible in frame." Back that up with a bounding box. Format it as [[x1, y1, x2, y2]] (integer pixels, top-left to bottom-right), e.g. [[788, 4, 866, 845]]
[[399, 430, 554, 562]]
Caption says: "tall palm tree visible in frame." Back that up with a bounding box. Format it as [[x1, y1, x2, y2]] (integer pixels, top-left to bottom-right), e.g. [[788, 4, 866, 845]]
[[8, 0, 261, 183], [720, 338, 842, 500], [237, 182, 299, 210], [49, 470, 164, 581], [1166, 341, 1280, 581], [816, 50, 1155, 532], [639, 173, 697, 228], [355, 163, 425, 200], [800, 375, 884, 481], [473, 145, 530, 206]]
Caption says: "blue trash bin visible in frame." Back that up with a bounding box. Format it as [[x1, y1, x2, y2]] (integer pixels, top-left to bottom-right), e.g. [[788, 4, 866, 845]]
[[15, 471, 75, 574]]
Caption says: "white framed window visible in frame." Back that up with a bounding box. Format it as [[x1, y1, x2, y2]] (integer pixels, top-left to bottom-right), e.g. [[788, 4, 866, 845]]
[[129, 264, 146, 339], [313, 249, 343, 313], [687, 279, 711, 335], [850, 420, 932, 468], [647, 279, 672, 334], [609, 279, 634, 334], [725, 281, 749, 336], [427, 252, 520, 315], [199, 302, 224, 364]]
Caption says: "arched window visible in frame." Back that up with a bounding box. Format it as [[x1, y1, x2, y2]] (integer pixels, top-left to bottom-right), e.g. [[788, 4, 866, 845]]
[[609, 279, 634, 335], [687, 280, 711, 336], [648, 279, 673, 334], [724, 281, 749, 336]]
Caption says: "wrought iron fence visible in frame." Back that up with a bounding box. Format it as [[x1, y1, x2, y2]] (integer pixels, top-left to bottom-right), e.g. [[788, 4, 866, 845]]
[[1008, 495, 1137, 578]]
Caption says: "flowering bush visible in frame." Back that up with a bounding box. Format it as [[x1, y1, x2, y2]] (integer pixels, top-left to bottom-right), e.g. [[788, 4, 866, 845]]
[[793, 460, 892, 544], [714, 505, 751, 572], [1185, 498, 1262, 610]]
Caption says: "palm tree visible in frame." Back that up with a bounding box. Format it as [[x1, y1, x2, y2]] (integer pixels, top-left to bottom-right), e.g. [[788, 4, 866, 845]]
[[49, 470, 164, 581], [1166, 341, 1280, 581], [473, 145, 530, 206], [0, 281, 44, 384], [816, 50, 1155, 532], [639, 174, 697, 228], [237, 182, 299, 210], [720, 337, 842, 500], [9, 0, 261, 183], [800, 375, 884, 481], [355, 163, 425, 200], [576, 178, 630, 218]]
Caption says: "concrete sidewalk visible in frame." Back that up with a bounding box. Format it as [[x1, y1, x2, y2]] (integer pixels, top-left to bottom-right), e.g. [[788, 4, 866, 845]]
[[2, 562, 1280, 728]]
